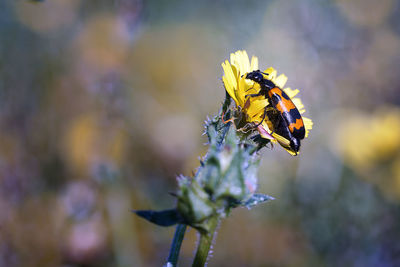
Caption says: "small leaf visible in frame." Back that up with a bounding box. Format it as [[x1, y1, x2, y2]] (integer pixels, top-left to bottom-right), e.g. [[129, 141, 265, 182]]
[[242, 193, 275, 208], [133, 209, 183, 227]]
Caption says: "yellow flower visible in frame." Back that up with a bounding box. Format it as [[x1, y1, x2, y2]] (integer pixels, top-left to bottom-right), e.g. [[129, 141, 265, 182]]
[[221, 50, 313, 155], [334, 107, 400, 202]]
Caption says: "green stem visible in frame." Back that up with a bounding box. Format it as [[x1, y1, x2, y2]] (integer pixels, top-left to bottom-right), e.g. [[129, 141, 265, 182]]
[[192, 216, 219, 267], [166, 224, 187, 266]]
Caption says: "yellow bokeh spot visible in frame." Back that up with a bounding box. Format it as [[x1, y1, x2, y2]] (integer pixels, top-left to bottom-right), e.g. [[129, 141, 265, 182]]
[[334, 107, 400, 202], [73, 14, 130, 71], [62, 113, 127, 176], [63, 113, 96, 174], [335, 107, 400, 170]]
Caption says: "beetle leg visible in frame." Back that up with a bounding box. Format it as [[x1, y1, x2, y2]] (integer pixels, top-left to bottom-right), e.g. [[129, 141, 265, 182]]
[[253, 106, 268, 127], [221, 110, 235, 124], [245, 92, 264, 98]]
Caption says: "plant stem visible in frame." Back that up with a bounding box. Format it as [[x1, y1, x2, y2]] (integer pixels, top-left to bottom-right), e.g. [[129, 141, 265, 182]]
[[192, 216, 219, 267], [166, 224, 187, 266]]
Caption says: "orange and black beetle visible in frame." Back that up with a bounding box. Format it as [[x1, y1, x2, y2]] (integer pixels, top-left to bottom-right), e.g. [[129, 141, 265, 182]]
[[245, 70, 305, 154]]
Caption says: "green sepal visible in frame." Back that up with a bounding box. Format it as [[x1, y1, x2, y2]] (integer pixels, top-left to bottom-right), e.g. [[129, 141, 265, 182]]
[[177, 180, 215, 225], [242, 193, 275, 208], [214, 149, 246, 201], [197, 155, 221, 195]]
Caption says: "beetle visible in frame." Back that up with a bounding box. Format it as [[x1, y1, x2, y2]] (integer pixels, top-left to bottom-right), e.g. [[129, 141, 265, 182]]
[[245, 70, 305, 154]]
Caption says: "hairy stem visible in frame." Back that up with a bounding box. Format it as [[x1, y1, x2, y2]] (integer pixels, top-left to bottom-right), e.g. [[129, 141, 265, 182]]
[[192, 216, 219, 267]]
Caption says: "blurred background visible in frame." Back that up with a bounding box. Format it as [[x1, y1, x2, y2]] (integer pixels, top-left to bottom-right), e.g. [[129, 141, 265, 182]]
[[1, 0, 400, 266]]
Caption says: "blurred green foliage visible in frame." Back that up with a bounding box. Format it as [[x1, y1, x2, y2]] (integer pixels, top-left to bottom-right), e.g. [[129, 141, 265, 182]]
[[1, 0, 400, 266]]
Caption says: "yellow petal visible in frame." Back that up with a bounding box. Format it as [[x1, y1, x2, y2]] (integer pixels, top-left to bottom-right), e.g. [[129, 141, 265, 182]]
[[261, 121, 272, 133], [282, 147, 298, 156], [274, 74, 288, 88], [263, 67, 275, 76], [230, 62, 239, 78], [258, 123, 274, 140], [222, 61, 236, 85], [241, 50, 250, 73], [231, 50, 250, 75], [292, 97, 305, 114], [303, 117, 313, 138], [263, 67, 277, 80], [237, 76, 250, 106], [272, 132, 291, 146], [247, 99, 269, 118], [222, 62, 239, 104], [231, 52, 240, 71], [230, 52, 237, 66], [250, 56, 258, 71], [222, 76, 238, 105], [283, 88, 299, 98], [271, 133, 298, 156]]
